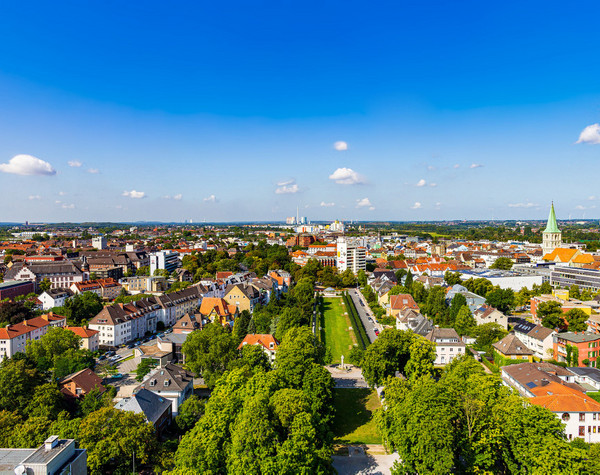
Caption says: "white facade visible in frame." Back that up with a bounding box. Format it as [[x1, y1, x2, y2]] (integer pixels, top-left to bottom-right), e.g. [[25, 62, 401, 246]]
[[92, 236, 107, 250], [38, 290, 71, 310], [150, 251, 179, 274], [336, 237, 366, 275]]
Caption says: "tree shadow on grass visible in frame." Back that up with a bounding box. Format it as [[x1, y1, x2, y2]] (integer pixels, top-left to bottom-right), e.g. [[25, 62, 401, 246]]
[[333, 388, 375, 443]]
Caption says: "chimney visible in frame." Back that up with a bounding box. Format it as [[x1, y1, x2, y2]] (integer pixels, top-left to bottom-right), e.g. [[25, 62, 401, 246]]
[[44, 435, 59, 451], [541, 378, 549, 386]]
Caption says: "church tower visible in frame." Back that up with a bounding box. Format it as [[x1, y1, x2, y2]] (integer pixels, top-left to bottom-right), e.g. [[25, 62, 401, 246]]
[[542, 202, 562, 256]]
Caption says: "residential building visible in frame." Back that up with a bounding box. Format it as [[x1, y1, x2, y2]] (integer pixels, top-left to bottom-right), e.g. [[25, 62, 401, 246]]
[[568, 367, 600, 392], [115, 388, 172, 433], [0, 436, 87, 474], [173, 313, 203, 334], [513, 321, 555, 360], [199, 297, 238, 326], [492, 334, 534, 362], [445, 284, 486, 313], [137, 363, 194, 416], [424, 327, 466, 365], [39, 288, 73, 310], [0, 313, 66, 362], [71, 278, 122, 300], [529, 384, 600, 442], [59, 368, 106, 399], [66, 326, 100, 351], [0, 280, 35, 300], [150, 250, 179, 274], [554, 332, 600, 367], [501, 362, 581, 397], [387, 294, 420, 317], [473, 304, 508, 329], [120, 275, 168, 293], [530, 292, 592, 322], [92, 235, 107, 250], [396, 309, 434, 336], [238, 334, 280, 362], [224, 283, 261, 313], [4, 261, 87, 290], [336, 237, 366, 274]]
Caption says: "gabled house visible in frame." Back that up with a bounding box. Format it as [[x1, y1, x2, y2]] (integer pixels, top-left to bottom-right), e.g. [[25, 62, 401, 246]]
[[424, 327, 466, 365], [238, 334, 280, 362], [396, 308, 433, 336], [199, 297, 238, 326], [387, 294, 420, 317], [137, 363, 194, 416], [38, 288, 73, 310], [501, 362, 581, 397], [65, 326, 100, 352], [513, 321, 555, 360], [59, 368, 105, 399], [224, 283, 261, 313], [173, 313, 203, 334], [473, 304, 508, 330], [492, 334, 534, 362], [115, 388, 172, 433]]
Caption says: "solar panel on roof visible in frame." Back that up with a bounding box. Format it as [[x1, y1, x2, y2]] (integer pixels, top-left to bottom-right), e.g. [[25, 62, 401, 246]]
[[526, 382, 537, 388]]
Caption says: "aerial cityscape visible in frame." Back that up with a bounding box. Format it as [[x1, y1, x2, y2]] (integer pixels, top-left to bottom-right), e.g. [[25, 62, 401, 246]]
[[1, 2, 600, 474]]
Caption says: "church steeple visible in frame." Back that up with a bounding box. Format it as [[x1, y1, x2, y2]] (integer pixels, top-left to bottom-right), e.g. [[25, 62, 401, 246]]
[[542, 202, 562, 257], [543, 202, 560, 234]]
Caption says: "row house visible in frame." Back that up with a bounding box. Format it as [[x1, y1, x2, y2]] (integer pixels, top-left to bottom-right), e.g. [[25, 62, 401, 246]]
[[154, 286, 203, 327], [70, 278, 122, 300], [0, 313, 67, 362], [4, 261, 88, 290], [513, 320, 555, 360]]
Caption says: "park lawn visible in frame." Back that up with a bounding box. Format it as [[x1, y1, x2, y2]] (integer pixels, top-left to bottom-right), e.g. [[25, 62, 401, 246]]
[[332, 388, 382, 445], [322, 297, 356, 364]]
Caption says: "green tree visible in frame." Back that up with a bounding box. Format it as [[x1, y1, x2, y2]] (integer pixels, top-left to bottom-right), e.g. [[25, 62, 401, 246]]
[[348, 345, 364, 367], [404, 270, 414, 292], [233, 309, 251, 344], [454, 305, 476, 336], [569, 284, 581, 300], [182, 323, 238, 388], [538, 301, 565, 330], [361, 329, 416, 387], [136, 265, 150, 276], [78, 407, 158, 474], [0, 359, 43, 415], [490, 257, 513, 270], [423, 286, 450, 325], [444, 271, 463, 286], [485, 287, 515, 313], [339, 269, 357, 287], [448, 293, 468, 325], [135, 358, 158, 381], [404, 337, 436, 380], [275, 327, 325, 388], [357, 269, 367, 287], [564, 308, 588, 332], [472, 322, 507, 353], [175, 395, 205, 432], [25, 383, 65, 420], [39, 278, 52, 293]]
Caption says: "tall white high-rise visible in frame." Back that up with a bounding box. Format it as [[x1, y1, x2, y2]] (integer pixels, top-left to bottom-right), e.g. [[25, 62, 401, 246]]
[[336, 237, 366, 275]]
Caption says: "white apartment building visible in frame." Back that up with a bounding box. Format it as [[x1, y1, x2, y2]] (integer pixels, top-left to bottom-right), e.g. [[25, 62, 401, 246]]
[[424, 327, 466, 365], [336, 237, 366, 275], [0, 313, 66, 362], [150, 250, 180, 274], [92, 235, 107, 250], [513, 321, 555, 360]]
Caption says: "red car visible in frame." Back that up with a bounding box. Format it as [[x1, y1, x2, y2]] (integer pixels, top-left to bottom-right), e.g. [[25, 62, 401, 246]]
[[374, 329, 380, 336]]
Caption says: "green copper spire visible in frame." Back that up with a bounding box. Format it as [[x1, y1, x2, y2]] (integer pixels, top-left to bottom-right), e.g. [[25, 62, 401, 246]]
[[543, 202, 560, 233]]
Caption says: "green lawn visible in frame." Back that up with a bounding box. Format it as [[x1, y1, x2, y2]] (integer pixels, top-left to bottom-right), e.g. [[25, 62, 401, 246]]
[[321, 297, 356, 364], [332, 388, 382, 445]]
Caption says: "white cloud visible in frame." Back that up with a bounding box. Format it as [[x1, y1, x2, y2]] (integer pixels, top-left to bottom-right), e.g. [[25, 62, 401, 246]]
[[58, 191, 67, 196], [416, 179, 427, 187], [508, 202, 538, 208], [575, 205, 596, 210], [68, 160, 82, 168], [173, 193, 182, 200], [277, 179, 295, 186], [454, 164, 460, 169], [320, 201, 335, 207], [87, 168, 99, 174], [356, 197, 373, 209], [411, 202, 422, 209], [28, 195, 41, 200], [0, 154, 56, 176], [329, 167, 366, 185], [435, 202, 442, 208], [333, 141, 348, 151], [55, 200, 61, 204], [203, 194, 217, 203], [429, 182, 437, 187], [588, 196, 597, 201], [62, 203, 75, 209], [427, 165, 436, 171], [470, 163, 483, 169], [576, 124, 600, 144], [122, 190, 146, 199], [276, 184, 299, 194]]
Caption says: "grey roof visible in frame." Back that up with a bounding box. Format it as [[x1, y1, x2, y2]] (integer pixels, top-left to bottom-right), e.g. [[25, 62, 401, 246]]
[[493, 334, 534, 356], [115, 388, 171, 424], [0, 449, 36, 472], [568, 367, 600, 383], [160, 333, 188, 345], [0, 280, 33, 290], [555, 332, 600, 344], [138, 363, 194, 393], [502, 363, 580, 392], [424, 327, 464, 346], [4, 261, 83, 279]]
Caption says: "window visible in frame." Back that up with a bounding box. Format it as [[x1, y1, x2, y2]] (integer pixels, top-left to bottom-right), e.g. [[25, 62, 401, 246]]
[[580, 426, 585, 436], [580, 413, 586, 422], [562, 413, 571, 422]]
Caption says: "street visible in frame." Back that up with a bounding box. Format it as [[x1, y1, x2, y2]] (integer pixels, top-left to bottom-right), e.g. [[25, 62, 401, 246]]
[[347, 289, 381, 344]]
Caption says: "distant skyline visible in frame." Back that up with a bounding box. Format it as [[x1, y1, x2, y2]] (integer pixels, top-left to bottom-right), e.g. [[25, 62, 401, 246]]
[[0, 2, 599, 223]]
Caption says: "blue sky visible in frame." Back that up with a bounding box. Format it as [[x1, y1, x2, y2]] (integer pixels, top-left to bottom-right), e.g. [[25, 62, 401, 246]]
[[0, 1, 599, 222]]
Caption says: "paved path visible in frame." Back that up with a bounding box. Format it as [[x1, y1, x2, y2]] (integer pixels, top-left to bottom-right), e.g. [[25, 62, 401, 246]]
[[326, 364, 369, 388], [332, 450, 399, 475], [347, 289, 380, 343], [119, 356, 141, 374]]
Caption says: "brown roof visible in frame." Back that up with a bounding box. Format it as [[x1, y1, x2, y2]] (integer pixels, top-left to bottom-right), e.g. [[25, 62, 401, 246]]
[[59, 368, 105, 398], [389, 294, 419, 311], [493, 334, 533, 356], [66, 326, 99, 339]]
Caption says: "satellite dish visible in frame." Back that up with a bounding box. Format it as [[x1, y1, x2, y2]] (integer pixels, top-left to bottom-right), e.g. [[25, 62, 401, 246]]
[[14, 465, 26, 475]]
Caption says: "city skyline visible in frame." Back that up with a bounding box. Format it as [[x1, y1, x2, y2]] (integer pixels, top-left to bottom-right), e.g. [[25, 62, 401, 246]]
[[1, 1, 599, 222]]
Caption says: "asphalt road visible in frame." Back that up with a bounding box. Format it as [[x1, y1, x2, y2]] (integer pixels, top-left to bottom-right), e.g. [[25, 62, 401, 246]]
[[347, 289, 381, 344]]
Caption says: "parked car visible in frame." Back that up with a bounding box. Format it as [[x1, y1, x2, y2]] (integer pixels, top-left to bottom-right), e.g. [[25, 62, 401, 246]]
[[374, 329, 380, 336]]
